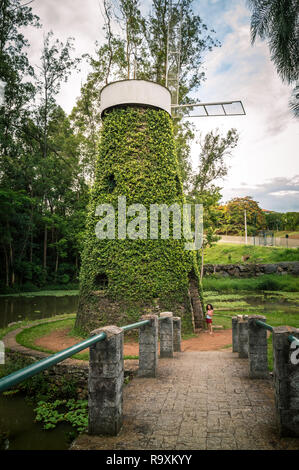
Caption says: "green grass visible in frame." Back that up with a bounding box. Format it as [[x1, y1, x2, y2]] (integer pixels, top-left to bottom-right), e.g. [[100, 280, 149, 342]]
[[205, 243, 299, 264], [202, 274, 299, 292], [274, 231, 299, 238], [15, 317, 89, 360], [0, 314, 75, 341], [0, 290, 79, 298], [15, 317, 140, 361], [212, 309, 299, 330]]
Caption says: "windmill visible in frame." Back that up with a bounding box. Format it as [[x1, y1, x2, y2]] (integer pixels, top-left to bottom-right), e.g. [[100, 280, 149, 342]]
[[166, 0, 246, 119]]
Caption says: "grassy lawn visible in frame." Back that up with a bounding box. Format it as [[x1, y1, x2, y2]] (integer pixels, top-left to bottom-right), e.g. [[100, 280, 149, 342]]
[[202, 274, 299, 292], [15, 317, 141, 361], [274, 231, 299, 239], [204, 243, 299, 264], [203, 290, 299, 372], [0, 314, 75, 341], [0, 290, 79, 298]]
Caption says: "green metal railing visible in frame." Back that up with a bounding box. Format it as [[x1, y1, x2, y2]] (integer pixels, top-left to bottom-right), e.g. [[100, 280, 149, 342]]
[[255, 319, 299, 347], [0, 318, 153, 394]]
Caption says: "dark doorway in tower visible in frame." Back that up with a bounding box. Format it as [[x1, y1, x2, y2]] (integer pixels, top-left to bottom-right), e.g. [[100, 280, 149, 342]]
[[95, 273, 108, 289], [106, 174, 116, 193]]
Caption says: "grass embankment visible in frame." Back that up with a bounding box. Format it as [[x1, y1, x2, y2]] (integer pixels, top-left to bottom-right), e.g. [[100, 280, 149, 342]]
[[274, 231, 299, 239], [0, 290, 79, 298], [203, 274, 299, 292], [203, 290, 299, 371], [204, 244, 299, 264], [14, 318, 142, 361], [0, 283, 79, 296]]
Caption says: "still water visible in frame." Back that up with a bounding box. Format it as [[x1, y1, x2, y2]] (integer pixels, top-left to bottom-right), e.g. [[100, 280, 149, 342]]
[[0, 292, 79, 450], [0, 394, 74, 450], [0, 293, 79, 328]]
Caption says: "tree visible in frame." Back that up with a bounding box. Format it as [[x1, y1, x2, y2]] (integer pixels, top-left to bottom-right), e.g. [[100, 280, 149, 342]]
[[0, 0, 40, 177], [265, 211, 284, 231], [247, 0, 299, 117], [223, 196, 266, 235], [191, 128, 239, 195], [187, 128, 239, 281], [71, 0, 220, 189], [31, 32, 80, 278], [146, 0, 220, 100]]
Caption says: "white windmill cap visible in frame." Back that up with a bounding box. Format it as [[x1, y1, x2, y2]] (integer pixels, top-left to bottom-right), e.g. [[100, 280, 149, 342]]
[[100, 79, 171, 117]]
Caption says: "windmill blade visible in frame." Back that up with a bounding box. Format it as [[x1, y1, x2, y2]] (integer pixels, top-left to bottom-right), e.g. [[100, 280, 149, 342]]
[[171, 100, 246, 117]]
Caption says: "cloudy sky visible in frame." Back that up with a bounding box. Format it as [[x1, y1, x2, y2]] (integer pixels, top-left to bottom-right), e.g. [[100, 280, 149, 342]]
[[24, 0, 299, 212]]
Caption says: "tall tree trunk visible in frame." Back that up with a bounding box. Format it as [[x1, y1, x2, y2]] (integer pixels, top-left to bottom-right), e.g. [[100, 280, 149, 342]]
[[9, 241, 14, 286], [4, 248, 9, 288], [43, 225, 47, 270], [30, 231, 33, 263]]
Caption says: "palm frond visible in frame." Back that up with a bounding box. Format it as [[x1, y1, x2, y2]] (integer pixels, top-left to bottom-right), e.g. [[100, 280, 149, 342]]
[[289, 82, 299, 118]]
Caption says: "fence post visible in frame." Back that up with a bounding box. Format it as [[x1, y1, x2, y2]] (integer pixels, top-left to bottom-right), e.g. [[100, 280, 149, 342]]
[[138, 314, 158, 377], [160, 312, 174, 358], [272, 326, 299, 437], [238, 316, 249, 358], [173, 317, 181, 352], [248, 315, 268, 378], [232, 317, 238, 352], [88, 325, 124, 436]]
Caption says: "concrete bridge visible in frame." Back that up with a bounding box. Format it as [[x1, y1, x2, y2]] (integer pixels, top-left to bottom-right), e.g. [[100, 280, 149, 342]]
[[71, 315, 299, 451]]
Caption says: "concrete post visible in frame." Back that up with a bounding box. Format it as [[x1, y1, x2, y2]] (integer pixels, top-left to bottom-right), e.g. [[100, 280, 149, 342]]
[[138, 314, 158, 377], [173, 317, 181, 352], [238, 317, 249, 358], [248, 315, 268, 378], [88, 325, 124, 436], [160, 312, 174, 358], [272, 326, 299, 437], [232, 317, 238, 352]]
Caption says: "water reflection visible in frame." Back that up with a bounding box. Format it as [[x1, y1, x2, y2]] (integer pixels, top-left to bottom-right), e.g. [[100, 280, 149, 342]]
[[0, 294, 79, 328]]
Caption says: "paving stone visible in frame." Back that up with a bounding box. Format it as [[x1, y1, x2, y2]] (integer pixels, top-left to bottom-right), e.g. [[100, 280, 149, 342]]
[[71, 351, 299, 450]]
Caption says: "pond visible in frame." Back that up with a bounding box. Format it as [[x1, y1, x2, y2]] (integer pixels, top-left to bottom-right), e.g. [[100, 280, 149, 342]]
[[0, 292, 79, 329], [0, 291, 80, 450], [0, 394, 74, 450]]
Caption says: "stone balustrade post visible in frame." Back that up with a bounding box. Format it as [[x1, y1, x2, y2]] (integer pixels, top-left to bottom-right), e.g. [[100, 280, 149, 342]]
[[138, 314, 158, 377], [238, 316, 249, 359], [88, 325, 123, 436], [232, 317, 238, 353], [248, 315, 268, 378], [173, 317, 181, 352], [160, 312, 174, 358], [272, 326, 299, 437]]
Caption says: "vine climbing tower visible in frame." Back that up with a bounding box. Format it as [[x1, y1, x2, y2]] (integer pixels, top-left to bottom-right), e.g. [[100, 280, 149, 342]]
[[75, 79, 204, 334]]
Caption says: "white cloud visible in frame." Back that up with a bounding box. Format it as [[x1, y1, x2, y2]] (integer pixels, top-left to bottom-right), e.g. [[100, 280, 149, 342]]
[[222, 176, 299, 212], [189, 0, 299, 212]]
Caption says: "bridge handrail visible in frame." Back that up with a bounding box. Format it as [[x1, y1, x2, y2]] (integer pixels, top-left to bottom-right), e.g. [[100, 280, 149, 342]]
[[254, 319, 299, 346], [0, 319, 151, 394]]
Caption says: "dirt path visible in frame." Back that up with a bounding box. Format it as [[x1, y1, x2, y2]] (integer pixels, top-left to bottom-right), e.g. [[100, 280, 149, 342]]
[[34, 327, 233, 355]]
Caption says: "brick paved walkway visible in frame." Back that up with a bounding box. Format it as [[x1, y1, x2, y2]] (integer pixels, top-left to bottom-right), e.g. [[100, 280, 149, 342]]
[[71, 351, 299, 450]]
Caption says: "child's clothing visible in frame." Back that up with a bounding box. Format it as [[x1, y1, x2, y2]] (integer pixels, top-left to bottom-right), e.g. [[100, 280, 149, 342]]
[[206, 310, 213, 324]]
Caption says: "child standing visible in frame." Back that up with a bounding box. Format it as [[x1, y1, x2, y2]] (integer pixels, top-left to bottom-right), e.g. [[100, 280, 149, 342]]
[[206, 304, 214, 335]]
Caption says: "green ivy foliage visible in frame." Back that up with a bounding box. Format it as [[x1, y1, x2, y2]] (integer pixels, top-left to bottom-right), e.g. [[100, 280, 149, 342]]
[[76, 106, 201, 333]]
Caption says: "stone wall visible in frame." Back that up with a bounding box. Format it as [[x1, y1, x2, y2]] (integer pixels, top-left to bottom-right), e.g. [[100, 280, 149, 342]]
[[203, 261, 299, 278]]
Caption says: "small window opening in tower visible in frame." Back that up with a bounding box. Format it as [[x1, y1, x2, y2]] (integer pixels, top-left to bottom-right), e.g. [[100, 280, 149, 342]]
[[106, 174, 116, 193], [95, 273, 108, 289]]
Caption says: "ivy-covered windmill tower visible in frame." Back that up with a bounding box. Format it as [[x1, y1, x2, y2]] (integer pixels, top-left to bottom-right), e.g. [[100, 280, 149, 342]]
[[75, 79, 203, 334]]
